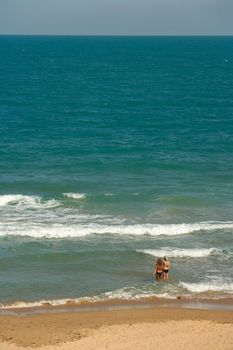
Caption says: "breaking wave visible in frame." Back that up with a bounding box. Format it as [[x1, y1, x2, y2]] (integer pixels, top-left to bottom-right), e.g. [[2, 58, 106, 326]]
[[1, 221, 233, 238], [180, 281, 233, 293], [63, 193, 86, 199], [137, 248, 219, 258], [0, 286, 176, 310], [0, 194, 59, 209], [2, 281, 232, 310]]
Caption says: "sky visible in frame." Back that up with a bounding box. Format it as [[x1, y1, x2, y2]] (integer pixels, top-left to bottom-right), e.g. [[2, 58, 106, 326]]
[[0, 0, 233, 35]]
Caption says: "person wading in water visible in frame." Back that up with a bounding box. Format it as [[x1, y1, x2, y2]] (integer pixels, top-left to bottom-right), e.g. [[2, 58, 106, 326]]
[[163, 256, 170, 280], [154, 258, 163, 281]]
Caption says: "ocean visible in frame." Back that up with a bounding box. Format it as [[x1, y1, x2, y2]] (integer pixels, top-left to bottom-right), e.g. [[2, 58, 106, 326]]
[[0, 36, 233, 309]]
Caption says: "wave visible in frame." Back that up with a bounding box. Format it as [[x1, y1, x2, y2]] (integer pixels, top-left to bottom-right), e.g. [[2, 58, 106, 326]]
[[180, 281, 233, 293], [63, 193, 86, 199], [0, 287, 176, 310], [1, 221, 233, 238], [63, 192, 139, 199], [0, 194, 59, 209], [1, 280, 233, 310], [137, 248, 219, 258]]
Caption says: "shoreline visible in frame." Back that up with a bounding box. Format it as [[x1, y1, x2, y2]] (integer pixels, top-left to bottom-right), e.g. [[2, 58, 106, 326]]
[[0, 299, 232, 348], [1, 296, 233, 316]]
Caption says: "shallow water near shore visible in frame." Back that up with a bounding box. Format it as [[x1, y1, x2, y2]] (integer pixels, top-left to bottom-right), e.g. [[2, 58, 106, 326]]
[[0, 35, 233, 308], [1, 297, 233, 317]]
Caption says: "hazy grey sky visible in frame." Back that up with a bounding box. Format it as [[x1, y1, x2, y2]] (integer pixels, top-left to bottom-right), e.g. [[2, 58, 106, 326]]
[[1, 0, 233, 35]]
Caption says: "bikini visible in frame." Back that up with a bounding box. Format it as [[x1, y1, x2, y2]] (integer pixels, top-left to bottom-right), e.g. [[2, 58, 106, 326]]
[[163, 262, 169, 273], [156, 266, 163, 276]]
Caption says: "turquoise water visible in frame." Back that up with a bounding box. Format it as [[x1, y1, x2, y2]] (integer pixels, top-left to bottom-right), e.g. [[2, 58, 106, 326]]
[[0, 36, 233, 307]]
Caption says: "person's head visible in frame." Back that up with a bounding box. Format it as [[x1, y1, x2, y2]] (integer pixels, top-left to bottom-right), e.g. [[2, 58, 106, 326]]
[[157, 257, 163, 265], [164, 256, 167, 261]]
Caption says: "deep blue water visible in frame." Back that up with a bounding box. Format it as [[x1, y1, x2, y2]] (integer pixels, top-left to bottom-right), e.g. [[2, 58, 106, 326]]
[[0, 36, 233, 307]]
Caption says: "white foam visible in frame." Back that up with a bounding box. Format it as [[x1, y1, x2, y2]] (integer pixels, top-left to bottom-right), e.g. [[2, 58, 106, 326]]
[[0, 296, 106, 310], [180, 281, 233, 293], [0, 287, 176, 310], [0, 194, 59, 209], [1, 221, 233, 238], [0, 195, 29, 207], [3, 280, 232, 310], [137, 248, 218, 258], [0, 299, 70, 309], [63, 193, 86, 199], [102, 287, 176, 301]]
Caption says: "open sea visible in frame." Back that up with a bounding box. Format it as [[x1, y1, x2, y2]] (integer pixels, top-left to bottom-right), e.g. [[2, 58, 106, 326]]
[[0, 36, 233, 309]]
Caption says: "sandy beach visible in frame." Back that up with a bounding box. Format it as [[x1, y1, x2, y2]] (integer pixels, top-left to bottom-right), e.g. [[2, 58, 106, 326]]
[[0, 303, 233, 350]]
